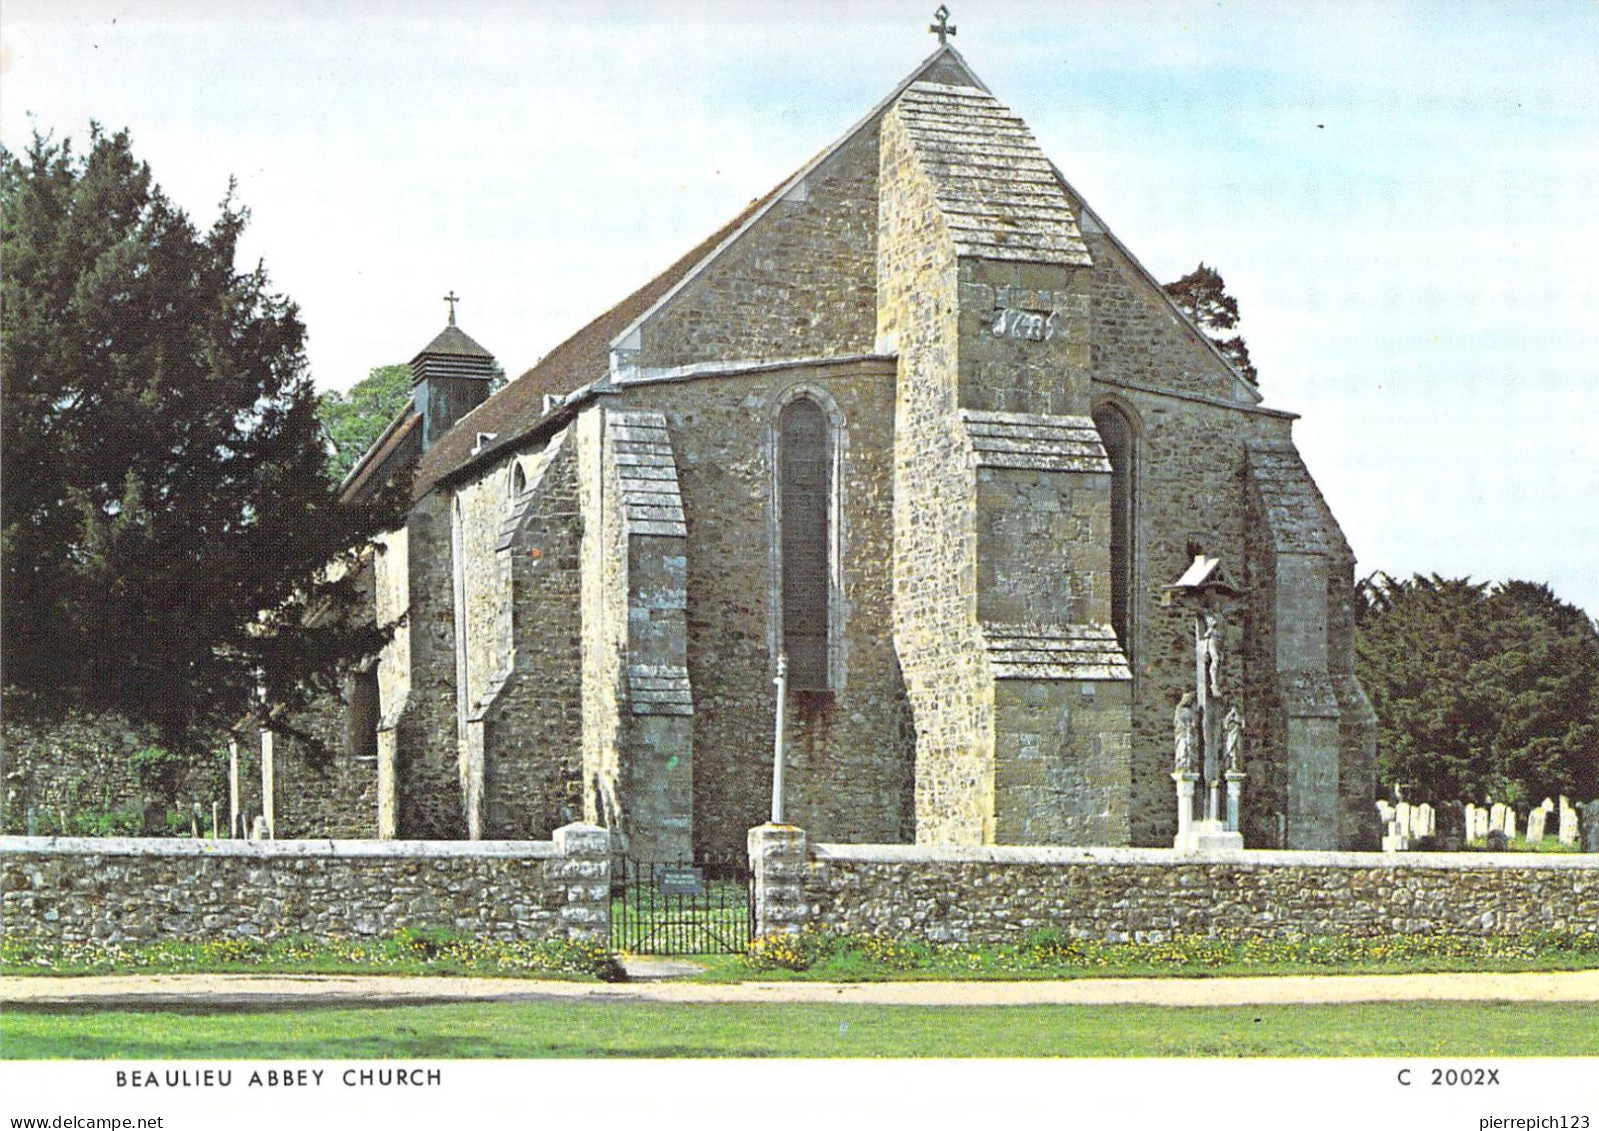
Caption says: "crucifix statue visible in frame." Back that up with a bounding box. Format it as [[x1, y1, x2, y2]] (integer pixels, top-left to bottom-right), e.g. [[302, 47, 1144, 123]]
[[443, 290, 460, 326], [929, 5, 957, 45], [1161, 553, 1247, 850]]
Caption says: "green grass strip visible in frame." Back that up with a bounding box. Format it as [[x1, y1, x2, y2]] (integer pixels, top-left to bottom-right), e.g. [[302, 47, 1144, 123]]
[[4, 1001, 1596, 1059]]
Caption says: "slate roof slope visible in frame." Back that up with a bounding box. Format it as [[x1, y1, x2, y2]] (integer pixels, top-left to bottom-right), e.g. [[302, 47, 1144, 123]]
[[606, 411, 687, 538], [983, 624, 1131, 681], [1247, 443, 1352, 557], [413, 324, 494, 360], [894, 82, 1091, 266], [962, 410, 1109, 473]]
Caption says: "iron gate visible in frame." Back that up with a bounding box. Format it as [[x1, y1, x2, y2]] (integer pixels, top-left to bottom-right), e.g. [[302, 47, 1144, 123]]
[[610, 851, 754, 955]]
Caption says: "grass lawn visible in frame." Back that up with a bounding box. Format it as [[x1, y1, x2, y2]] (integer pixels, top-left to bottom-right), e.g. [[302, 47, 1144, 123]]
[[4, 1000, 1596, 1058]]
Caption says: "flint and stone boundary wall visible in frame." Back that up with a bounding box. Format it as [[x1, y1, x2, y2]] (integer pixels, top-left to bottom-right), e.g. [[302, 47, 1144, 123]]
[[748, 825, 1599, 943], [1, 823, 609, 945]]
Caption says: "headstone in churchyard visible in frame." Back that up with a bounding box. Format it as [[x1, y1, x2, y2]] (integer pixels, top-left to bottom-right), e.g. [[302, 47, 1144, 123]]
[[1559, 797, 1579, 845], [1485, 828, 1509, 852], [1490, 803, 1507, 834], [1505, 810, 1517, 840], [1581, 801, 1599, 854], [1526, 808, 1547, 843], [1377, 800, 1394, 826], [1542, 797, 1556, 813], [1436, 802, 1465, 850], [1422, 803, 1436, 838], [250, 814, 267, 840]]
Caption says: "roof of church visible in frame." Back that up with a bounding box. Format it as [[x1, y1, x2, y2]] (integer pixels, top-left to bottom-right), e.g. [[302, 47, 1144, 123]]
[[412, 323, 494, 362]]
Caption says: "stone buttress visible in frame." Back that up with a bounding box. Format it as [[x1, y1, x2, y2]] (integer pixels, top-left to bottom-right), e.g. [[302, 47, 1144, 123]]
[[578, 408, 694, 861], [880, 80, 1132, 846], [1244, 443, 1379, 850]]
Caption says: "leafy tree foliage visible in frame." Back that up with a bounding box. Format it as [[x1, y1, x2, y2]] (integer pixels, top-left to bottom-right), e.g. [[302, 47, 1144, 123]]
[[319, 363, 411, 484], [1163, 262, 1258, 385], [1354, 574, 1599, 805], [1, 126, 404, 757]]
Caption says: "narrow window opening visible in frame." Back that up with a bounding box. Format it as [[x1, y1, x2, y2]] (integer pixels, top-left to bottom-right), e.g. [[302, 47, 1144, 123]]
[[779, 398, 830, 689], [1093, 404, 1136, 661], [347, 662, 380, 759]]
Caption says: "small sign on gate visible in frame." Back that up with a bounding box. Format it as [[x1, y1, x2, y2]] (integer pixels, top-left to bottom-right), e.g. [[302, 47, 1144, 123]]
[[657, 865, 705, 896]]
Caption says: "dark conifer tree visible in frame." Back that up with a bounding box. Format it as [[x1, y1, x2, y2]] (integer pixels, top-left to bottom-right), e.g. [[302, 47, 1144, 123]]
[[1, 126, 405, 758], [1354, 573, 1599, 804]]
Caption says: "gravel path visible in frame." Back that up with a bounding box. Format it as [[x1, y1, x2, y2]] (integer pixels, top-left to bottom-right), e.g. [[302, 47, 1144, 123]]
[[4, 969, 1597, 1009]]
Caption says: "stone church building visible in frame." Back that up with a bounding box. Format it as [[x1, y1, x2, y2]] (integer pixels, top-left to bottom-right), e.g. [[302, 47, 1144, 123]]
[[263, 42, 1378, 857]]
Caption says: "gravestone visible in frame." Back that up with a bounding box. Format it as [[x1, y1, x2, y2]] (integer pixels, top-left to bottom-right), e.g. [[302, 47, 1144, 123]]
[[1436, 802, 1465, 851], [1504, 810, 1517, 840], [1485, 828, 1509, 852], [1581, 801, 1599, 854], [1490, 803, 1508, 835], [1526, 807, 1547, 843], [1559, 797, 1579, 846]]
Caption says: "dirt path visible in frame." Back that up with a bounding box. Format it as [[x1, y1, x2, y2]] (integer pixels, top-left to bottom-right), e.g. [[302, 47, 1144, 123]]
[[5, 969, 1598, 1009]]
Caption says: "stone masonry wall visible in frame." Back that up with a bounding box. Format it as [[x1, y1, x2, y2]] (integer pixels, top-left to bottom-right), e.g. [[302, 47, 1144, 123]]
[[603, 358, 910, 858], [270, 692, 380, 840], [632, 130, 879, 372], [878, 100, 992, 846], [394, 493, 465, 839], [1072, 205, 1250, 405], [479, 435, 585, 839], [1, 713, 226, 835], [1, 824, 610, 944], [796, 842, 1599, 944]]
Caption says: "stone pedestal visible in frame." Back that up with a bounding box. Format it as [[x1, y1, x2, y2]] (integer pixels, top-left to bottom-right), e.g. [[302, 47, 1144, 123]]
[[1225, 771, 1246, 833], [748, 823, 809, 938], [1175, 818, 1245, 854], [1172, 772, 1198, 848]]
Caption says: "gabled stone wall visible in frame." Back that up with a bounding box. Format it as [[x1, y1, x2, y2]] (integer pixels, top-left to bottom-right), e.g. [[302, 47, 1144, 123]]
[[630, 131, 880, 372]]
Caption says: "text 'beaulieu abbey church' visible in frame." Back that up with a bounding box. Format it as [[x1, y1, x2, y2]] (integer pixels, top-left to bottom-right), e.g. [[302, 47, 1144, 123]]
[[260, 42, 1379, 856]]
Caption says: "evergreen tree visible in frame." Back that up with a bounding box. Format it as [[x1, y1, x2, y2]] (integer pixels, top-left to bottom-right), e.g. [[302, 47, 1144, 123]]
[[319, 363, 411, 484], [1354, 573, 1599, 804], [1, 126, 404, 757], [1163, 262, 1258, 385]]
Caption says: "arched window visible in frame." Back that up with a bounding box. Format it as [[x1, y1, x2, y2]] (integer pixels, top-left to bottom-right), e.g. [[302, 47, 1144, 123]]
[[778, 397, 831, 688], [346, 661, 380, 760], [511, 461, 527, 496], [1092, 402, 1137, 660]]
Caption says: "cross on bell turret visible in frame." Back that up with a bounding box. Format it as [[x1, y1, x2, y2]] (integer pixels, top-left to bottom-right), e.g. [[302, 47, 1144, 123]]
[[443, 289, 459, 326], [929, 5, 956, 45]]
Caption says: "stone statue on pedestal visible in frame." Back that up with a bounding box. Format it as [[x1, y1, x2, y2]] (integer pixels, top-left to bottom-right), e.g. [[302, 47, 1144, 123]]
[[1223, 703, 1244, 774], [1173, 690, 1198, 774]]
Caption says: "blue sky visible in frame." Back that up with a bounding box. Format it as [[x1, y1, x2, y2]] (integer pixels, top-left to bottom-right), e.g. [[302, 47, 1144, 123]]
[[4, 0, 1596, 615]]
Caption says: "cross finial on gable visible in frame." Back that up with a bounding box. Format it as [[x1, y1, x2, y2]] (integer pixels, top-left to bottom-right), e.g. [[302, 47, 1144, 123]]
[[443, 290, 460, 326], [929, 5, 956, 45]]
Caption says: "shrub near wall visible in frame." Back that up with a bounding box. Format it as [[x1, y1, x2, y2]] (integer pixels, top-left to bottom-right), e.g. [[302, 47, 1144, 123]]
[[0, 824, 609, 945], [751, 833, 1599, 945]]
